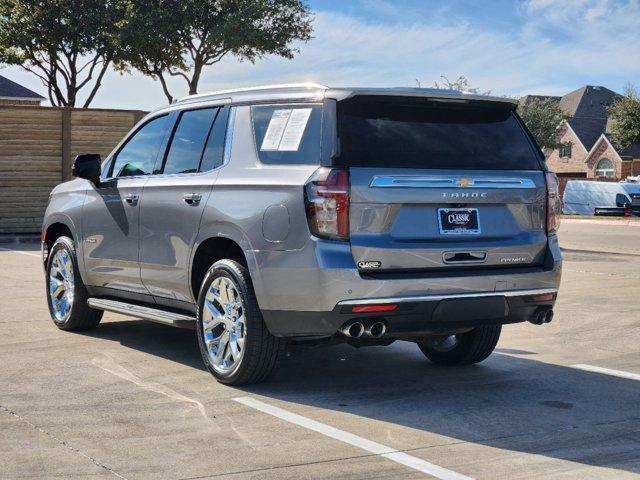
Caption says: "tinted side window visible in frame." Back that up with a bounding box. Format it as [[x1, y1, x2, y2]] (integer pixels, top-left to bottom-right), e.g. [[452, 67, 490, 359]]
[[251, 104, 322, 165], [163, 108, 217, 175], [200, 106, 230, 172], [112, 115, 169, 177]]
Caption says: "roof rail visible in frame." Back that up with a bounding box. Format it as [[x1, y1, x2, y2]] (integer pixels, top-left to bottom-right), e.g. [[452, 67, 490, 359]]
[[176, 82, 329, 103]]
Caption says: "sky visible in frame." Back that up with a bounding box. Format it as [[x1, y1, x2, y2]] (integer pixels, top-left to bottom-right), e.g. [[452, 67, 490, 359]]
[[1, 0, 639, 111]]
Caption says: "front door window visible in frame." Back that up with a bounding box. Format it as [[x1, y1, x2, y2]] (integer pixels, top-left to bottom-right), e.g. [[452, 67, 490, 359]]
[[111, 115, 170, 177]]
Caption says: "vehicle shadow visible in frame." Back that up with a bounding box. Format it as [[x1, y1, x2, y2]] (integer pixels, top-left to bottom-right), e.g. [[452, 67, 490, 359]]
[[86, 319, 640, 475], [86, 319, 205, 370]]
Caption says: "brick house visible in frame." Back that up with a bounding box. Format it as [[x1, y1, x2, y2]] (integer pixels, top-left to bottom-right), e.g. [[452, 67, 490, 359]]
[[0, 74, 45, 106], [527, 86, 640, 181]]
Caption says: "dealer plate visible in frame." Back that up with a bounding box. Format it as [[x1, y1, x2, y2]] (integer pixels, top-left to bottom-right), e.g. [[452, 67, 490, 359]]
[[438, 208, 481, 235]]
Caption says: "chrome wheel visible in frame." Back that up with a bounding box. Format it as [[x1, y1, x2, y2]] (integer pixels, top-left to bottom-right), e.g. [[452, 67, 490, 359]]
[[202, 276, 246, 374], [49, 249, 75, 322], [425, 334, 459, 352]]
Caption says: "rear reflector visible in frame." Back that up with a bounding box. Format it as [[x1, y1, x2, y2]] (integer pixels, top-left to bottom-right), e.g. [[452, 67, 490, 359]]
[[351, 304, 398, 313], [530, 293, 555, 302]]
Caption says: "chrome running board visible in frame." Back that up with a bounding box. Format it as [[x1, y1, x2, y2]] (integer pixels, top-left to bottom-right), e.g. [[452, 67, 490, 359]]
[[87, 298, 196, 329]]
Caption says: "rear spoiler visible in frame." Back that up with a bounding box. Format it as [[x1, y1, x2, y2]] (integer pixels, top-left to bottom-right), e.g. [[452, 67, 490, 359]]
[[326, 87, 518, 108]]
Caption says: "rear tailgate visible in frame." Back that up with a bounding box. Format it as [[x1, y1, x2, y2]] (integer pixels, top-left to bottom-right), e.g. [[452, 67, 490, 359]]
[[349, 168, 547, 271], [336, 95, 547, 273]]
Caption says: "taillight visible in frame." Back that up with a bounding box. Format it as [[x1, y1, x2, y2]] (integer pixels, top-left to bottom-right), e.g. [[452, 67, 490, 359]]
[[351, 304, 398, 313], [545, 172, 561, 234], [304, 167, 350, 241]]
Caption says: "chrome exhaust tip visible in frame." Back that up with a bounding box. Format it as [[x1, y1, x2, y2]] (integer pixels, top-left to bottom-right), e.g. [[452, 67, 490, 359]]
[[339, 321, 365, 338], [366, 321, 387, 338], [529, 308, 553, 325]]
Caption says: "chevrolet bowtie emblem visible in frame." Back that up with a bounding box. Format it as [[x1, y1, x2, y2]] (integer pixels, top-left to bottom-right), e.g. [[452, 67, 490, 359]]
[[458, 178, 474, 188]]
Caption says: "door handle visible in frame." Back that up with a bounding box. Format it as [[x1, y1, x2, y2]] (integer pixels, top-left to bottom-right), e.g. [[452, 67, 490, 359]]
[[183, 193, 202, 206], [443, 251, 487, 264], [124, 193, 139, 206]]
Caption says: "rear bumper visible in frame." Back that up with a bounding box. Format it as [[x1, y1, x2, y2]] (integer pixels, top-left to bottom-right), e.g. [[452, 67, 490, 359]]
[[252, 234, 562, 337], [262, 288, 557, 337]]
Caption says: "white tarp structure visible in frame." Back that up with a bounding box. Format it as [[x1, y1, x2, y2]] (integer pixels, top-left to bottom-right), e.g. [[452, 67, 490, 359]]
[[562, 179, 640, 215]]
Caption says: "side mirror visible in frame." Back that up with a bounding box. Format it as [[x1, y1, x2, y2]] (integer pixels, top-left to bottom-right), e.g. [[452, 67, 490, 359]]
[[616, 193, 631, 208], [72, 154, 101, 185]]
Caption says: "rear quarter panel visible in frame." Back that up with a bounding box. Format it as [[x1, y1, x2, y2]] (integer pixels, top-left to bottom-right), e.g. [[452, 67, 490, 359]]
[[196, 105, 319, 307]]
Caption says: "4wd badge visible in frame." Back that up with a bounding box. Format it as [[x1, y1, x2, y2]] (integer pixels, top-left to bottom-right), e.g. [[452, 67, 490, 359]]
[[358, 260, 382, 269]]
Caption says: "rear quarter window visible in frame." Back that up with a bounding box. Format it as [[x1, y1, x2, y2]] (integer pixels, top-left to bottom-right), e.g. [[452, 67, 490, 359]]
[[251, 104, 322, 165], [337, 100, 541, 170]]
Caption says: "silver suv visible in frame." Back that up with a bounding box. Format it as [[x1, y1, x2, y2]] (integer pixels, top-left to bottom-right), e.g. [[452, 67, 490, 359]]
[[42, 84, 562, 385]]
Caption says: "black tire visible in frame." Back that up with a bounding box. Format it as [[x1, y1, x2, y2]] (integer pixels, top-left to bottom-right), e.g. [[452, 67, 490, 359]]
[[45, 236, 102, 331], [418, 325, 501, 366], [196, 259, 285, 385]]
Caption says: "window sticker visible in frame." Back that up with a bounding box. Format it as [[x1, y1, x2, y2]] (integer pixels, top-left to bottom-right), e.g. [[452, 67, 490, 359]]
[[260, 108, 312, 152], [278, 108, 312, 151], [260, 109, 291, 151]]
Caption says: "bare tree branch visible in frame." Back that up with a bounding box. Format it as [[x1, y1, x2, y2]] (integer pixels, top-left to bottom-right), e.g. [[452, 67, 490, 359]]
[[21, 65, 49, 85], [156, 70, 174, 103], [77, 53, 101, 75], [166, 65, 191, 82], [82, 56, 111, 107], [76, 55, 103, 90], [202, 48, 230, 66]]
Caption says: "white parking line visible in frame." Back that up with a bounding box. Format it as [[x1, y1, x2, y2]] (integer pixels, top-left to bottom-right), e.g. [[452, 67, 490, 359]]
[[233, 396, 473, 480], [571, 364, 640, 381], [498, 352, 640, 381], [0, 247, 40, 258]]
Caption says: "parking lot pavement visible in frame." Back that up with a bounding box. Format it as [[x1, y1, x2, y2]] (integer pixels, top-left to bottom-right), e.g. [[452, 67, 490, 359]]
[[1, 221, 639, 480]]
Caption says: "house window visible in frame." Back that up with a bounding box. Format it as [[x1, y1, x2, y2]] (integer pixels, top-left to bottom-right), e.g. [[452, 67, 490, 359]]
[[595, 158, 615, 178], [559, 143, 572, 158]]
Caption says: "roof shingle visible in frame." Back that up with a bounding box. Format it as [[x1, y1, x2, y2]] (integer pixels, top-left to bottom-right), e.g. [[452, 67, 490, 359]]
[[0, 75, 45, 100], [560, 86, 621, 150]]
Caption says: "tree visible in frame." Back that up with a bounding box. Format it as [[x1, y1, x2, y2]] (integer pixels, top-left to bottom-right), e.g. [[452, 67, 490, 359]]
[[517, 97, 568, 150], [433, 75, 492, 96], [608, 84, 640, 149], [0, 0, 129, 107], [124, 0, 313, 103]]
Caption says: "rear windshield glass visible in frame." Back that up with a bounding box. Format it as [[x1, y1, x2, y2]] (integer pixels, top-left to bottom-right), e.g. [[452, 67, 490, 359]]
[[251, 104, 322, 165], [337, 100, 541, 170]]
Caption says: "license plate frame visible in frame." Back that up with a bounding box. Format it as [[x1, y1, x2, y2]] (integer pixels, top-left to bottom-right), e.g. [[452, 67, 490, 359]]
[[438, 208, 481, 235]]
